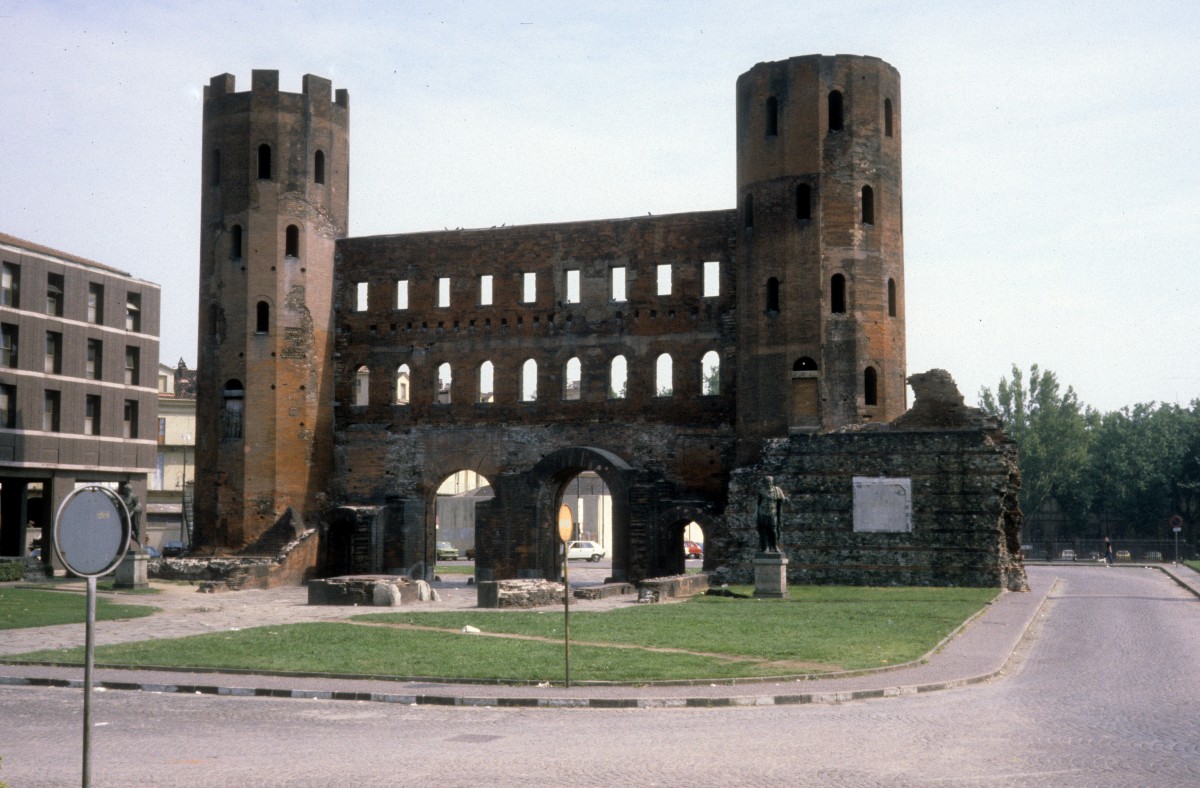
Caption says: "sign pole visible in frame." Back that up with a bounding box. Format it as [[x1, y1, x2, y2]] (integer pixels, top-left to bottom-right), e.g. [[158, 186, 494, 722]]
[[557, 504, 574, 689], [83, 575, 96, 787]]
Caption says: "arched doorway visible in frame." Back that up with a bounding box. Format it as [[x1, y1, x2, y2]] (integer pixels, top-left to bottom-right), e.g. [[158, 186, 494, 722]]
[[658, 506, 718, 577], [434, 469, 493, 568]]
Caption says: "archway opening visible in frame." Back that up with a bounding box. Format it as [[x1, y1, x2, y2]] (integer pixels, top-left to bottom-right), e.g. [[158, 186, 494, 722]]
[[434, 470, 493, 572], [554, 470, 614, 583]]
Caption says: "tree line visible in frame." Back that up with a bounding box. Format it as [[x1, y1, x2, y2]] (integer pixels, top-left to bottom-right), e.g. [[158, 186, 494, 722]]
[[979, 365, 1199, 552]]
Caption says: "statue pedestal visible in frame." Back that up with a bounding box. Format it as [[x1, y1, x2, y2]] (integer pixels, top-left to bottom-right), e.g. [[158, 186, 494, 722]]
[[113, 553, 148, 590], [753, 552, 788, 599]]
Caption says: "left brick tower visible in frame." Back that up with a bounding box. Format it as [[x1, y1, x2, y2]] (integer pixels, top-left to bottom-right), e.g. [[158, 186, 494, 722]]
[[193, 71, 349, 553]]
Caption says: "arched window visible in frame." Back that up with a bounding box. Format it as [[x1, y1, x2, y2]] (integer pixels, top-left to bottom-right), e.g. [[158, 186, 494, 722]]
[[884, 99, 894, 137], [564, 357, 581, 401], [285, 225, 300, 257], [701, 351, 720, 396], [478, 360, 493, 403], [609, 355, 627, 399], [831, 274, 846, 314], [828, 90, 844, 131], [211, 149, 221, 186], [861, 186, 875, 225], [796, 184, 811, 221], [744, 193, 754, 229], [396, 364, 411, 405], [888, 278, 897, 317], [230, 225, 243, 259], [255, 301, 269, 333], [765, 96, 778, 136], [521, 359, 538, 402], [353, 365, 370, 406], [655, 353, 673, 397], [257, 144, 272, 180], [436, 363, 452, 404], [221, 379, 244, 441], [766, 277, 780, 314], [864, 366, 878, 406], [793, 357, 818, 371], [314, 150, 325, 184]]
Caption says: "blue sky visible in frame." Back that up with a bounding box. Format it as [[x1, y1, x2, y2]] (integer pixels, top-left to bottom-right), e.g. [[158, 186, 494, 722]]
[[2, 0, 1197, 412]]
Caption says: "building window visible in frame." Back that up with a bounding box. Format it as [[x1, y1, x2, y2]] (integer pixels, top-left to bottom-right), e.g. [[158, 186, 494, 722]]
[[258, 143, 272, 180], [564, 357, 581, 401], [655, 354, 673, 397], [566, 270, 580, 304], [765, 95, 779, 136], [479, 275, 493, 306], [256, 301, 270, 333], [0, 324, 17, 368], [829, 90, 844, 131], [123, 399, 138, 438], [222, 380, 243, 441], [88, 283, 104, 324], [521, 359, 537, 402], [609, 355, 627, 399], [888, 278, 897, 317], [353, 365, 370, 406], [44, 331, 61, 374], [656, 264, 672, 296], [884, 98, 894, 137], [864, 367, 878, 407], [862, 185, 875, 225], [86, 339, 102, 380], [701, 350, 720, 396], [436, 363, 452, 404], [46, 273, 64, 316], [355, 282, 368, 312], [0, 384, 14, 428], [396, 280, 409, 310], [766, 277, 780, 314], [1, 263, 18, 308], [744, 193, 754, 229], [703, 261, 720, 298], [796, 184, 811, 221], [314, 150, 325, 184], [522, 272, 537, 304], [831, 274, 846, 314], [230, 225, 243, 259], [438, 277, 451, 308], [285, 225, 300, 257], [211, 149, 221, 186], [396, 364, 411, 405], [85, 395, 101, 436], [477, 361, 493, 403], [125, 346, 140, 385], [611, 267, 626, 302], [43, 390, 61, 431], [158, 416, 166, 443], [125, 293, 141, 332]]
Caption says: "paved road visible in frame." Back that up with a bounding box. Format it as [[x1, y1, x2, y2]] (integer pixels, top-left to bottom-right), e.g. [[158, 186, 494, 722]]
[[2, 566, 1198, 786]]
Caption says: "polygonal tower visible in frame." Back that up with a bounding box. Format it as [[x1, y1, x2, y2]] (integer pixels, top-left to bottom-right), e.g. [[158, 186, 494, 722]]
[[193, 71, 348, 551], [734, 55, 905, 461]]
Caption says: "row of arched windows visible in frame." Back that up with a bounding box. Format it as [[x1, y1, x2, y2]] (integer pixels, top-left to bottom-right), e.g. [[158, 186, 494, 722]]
[[351, 351, 723, 407], [763, 91, 894, 138], [210, 146, 327, 187]]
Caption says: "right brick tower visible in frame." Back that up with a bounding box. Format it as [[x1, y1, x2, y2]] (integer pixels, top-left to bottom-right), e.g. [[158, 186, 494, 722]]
[[735, 55, 905, 460]]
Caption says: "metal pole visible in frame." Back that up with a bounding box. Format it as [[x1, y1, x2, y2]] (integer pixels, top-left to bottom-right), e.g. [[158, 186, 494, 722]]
[[563, 545, 570, 689], [180, 441, 188, 549], [83, 575, 96, 787]]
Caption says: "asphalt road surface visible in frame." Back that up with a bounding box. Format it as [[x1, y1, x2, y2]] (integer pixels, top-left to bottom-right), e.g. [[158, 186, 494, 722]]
[[2, 566, 1198, 787]]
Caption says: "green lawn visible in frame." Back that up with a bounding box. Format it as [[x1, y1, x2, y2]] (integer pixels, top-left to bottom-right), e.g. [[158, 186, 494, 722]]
[[4, 585, 997, 682], [1185, 560, 1200, 574], [0, 587, 159, 630]]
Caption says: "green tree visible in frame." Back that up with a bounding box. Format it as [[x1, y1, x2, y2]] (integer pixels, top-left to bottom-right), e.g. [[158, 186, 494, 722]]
[[979, 364, 1094, 536]]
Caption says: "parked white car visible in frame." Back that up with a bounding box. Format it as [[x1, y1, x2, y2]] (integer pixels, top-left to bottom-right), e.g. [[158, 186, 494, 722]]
[[566, 541, 605, 562]]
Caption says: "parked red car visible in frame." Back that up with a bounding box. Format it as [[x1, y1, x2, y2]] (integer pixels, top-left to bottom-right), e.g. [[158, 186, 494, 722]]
[[684, 540, 703, 559]]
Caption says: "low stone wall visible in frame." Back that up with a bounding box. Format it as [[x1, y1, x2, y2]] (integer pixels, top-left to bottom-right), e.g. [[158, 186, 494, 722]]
[[307, 575, 437, 606], [477, 579, 567, 608], [639, 573, 710, 600], [150, 529, 320, 591], [573, 582, 636, 600]]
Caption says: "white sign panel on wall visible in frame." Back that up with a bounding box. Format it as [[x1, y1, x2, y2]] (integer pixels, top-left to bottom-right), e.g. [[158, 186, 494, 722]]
[[852, 477, 913, 533]]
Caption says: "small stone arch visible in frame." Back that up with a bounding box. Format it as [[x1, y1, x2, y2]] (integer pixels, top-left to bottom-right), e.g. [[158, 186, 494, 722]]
[[657, 504, 720, 577]]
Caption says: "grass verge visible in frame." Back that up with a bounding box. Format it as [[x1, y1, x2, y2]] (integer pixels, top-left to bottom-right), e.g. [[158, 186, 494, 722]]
[[3, 585, 997, 682], [0, 587, 159, 630]]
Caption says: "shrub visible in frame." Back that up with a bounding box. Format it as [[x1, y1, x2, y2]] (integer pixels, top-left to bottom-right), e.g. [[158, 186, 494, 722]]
[[0, 560, 25, 582]]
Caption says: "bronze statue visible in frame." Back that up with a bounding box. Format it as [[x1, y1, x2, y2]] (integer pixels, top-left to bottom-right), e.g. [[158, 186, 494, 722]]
[[118, 482, 143, 546], [755, 475, 788, 553]]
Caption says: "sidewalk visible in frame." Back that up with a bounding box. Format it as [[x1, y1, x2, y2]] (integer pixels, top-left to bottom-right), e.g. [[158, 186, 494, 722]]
[[0, 566, 1086, 708]]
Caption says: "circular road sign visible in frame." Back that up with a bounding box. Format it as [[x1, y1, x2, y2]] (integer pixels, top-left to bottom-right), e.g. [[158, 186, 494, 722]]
[[557, 504, 574, 543], [52, 486, 131, 578]]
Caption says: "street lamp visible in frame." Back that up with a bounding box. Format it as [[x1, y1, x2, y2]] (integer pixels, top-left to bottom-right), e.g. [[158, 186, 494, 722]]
[[181, 433, 191, 549]]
